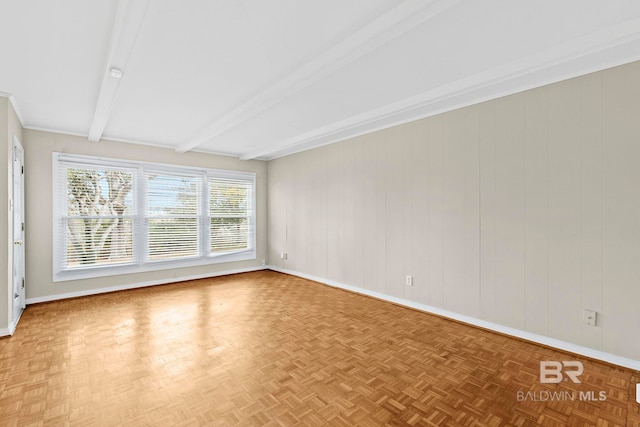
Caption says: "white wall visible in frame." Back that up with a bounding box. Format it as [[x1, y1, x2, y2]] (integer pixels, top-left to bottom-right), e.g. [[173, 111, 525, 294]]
[[22, 130, 268, 301], [268, 60, 640, 361]]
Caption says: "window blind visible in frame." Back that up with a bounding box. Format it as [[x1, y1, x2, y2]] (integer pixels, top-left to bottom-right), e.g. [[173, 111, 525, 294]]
[[53, 153, 256, 281], [59, 163, 135, 268], [209, 177, 253, 253], [144, 171, 200, 261]]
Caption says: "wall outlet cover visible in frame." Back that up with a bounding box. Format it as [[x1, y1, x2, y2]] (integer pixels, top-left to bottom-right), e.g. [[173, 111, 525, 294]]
[[583, 309, 597, 326]]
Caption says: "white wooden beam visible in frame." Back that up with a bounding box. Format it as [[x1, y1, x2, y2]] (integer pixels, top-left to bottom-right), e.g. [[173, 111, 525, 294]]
[[176, 0, 461, 154], [88, 0, 151, 142]]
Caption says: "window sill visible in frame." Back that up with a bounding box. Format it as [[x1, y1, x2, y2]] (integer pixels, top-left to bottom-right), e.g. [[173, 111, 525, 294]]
[[53, 249, 256, 282]]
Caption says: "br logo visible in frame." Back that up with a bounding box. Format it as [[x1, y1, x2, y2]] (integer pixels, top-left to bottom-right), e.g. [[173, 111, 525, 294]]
[[539, 361, 583, 384]]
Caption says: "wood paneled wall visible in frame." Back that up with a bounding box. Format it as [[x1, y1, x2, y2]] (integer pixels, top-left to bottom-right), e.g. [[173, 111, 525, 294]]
[[268, 61, 640, 361]]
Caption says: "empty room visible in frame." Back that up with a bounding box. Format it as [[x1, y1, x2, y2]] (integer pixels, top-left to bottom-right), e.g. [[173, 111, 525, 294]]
[[1, 1, 640, 425]]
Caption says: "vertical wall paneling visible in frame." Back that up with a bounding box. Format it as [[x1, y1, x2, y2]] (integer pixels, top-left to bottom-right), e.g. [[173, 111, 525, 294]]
[[374, 132, 388, 294], [463, 107, 481, 317], [326, 144, 342, 282], [337, 143, 347, 283], [524, 87, 549, 336], [267, 159, 287, 268], [547, 79, 582, 343], [296, 153, 316, 274], [267, 60, 640, 361], [479, 102, 497, 322], [305, 152, 313, 274], [361, 135, 378, 293], [427, 116, 444, 307], [288, 153, 303, 272], [335, 143, 347, 283], [493, 94, 526, 329], [580, 72, 604, 350], [385, 126, 405, 298], [402, 123, 415, 302], [304, 151, 315, 275], [320, 146, 330, 279], [602, 62, 640, 358], [442, 111, 466, 313], [350, 137, 365, 289], [341, 137, 357, 287], [295, 153, 304, 271], [361, 131, 387, 294], [284, 156, 296, 270], [343, 142, 354, 284], [410, 120, 429, 304]]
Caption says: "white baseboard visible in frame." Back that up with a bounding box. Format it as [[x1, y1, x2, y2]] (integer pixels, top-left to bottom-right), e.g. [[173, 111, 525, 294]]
[[26, 266, 267, 305], [1, 310, 24, 337], [268, 266, 640, 371], [0, 327, 10, 337]]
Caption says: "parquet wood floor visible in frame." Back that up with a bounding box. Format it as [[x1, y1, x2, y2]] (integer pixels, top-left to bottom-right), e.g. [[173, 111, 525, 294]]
[[0, 271, 638, 426]]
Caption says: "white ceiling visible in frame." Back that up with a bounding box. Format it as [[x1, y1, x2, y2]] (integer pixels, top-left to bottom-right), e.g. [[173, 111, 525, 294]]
[[2, 0, 640, 160]]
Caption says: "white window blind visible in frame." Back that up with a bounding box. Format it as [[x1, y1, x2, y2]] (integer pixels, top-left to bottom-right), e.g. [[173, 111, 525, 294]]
[[209, 176, 253, 253], [53, 153, 256, 281], [58, 163, 136, 268], [145, 171, 200, 261]]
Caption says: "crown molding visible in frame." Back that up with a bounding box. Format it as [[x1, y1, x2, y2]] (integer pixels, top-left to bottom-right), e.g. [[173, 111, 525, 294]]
[[88, 0, 151, 142], [24, 124, 89, 139], [240, 17, 640, 161], [102, 135, 243, 159], [23, 124, 252, 160], [0, 92, 26, 128], [176, 0, 461, 154]]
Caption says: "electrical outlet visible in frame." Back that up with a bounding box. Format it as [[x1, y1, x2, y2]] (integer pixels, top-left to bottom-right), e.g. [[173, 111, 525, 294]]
[[280, 252, 288, 260], [583, 309, 597, 326], [261, 260, 266, 267], [405, 275, 413, 286]]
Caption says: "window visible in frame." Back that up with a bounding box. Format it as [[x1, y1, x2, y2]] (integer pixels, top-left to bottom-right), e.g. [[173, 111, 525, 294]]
[[63, 165, 135, 268], [209, 176, 252, 254], [145, 170, 200, 261], [53, 153, 256, 281]]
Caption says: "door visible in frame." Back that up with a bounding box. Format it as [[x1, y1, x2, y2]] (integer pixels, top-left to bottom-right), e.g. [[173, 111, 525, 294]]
[[12, 136, 25, 327]]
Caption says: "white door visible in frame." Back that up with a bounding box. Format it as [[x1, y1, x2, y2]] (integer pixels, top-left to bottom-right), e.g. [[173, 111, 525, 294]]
[[12, 136, 25, 327]]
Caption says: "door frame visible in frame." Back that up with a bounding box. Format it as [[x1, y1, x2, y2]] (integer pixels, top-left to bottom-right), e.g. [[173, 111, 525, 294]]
[[11, 134, 25, 333]]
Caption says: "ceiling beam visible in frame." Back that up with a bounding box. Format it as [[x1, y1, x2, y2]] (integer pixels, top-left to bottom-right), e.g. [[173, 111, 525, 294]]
[[88, 0, 151, 142], [176, 0, 461, 154]]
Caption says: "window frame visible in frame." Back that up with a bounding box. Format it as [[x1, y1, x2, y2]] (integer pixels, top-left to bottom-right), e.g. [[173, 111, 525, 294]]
[[52, 153, 256, 282]]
